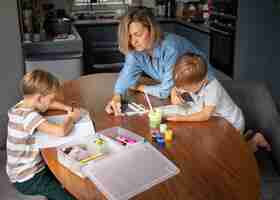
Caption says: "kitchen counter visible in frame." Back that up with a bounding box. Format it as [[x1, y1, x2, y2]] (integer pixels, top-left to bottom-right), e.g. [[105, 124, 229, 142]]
[[74, 17, 210, 34], [23, 25, 84, 80], [22, 25, 83, 58]]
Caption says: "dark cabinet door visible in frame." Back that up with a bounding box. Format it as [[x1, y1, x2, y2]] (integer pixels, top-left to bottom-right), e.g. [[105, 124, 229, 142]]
[[173, 24, 210, 57], [76, 24, 124, 73], [210, 28, 235, 77]]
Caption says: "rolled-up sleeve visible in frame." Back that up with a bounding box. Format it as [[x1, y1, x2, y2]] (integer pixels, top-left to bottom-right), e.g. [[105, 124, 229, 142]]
[[114, 53, 142, 95], [143, 48, 178, 99]]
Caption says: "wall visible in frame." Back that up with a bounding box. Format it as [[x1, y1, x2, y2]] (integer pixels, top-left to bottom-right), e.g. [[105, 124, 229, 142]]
[[48, 0, 68, 9], [0, 0, 24, 147], [234, 0, 280, 105]]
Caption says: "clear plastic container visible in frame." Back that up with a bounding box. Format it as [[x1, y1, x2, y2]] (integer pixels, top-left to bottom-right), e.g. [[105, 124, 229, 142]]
[[57, 133, 124, 178], [57, 127, 144, 177], [97, 127, 145, 147]]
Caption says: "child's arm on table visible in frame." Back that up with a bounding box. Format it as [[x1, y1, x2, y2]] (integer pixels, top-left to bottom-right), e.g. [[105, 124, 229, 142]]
[[37, 108, 81, 137], [166, 105, 215, 122], [48, 101, 73, 113]]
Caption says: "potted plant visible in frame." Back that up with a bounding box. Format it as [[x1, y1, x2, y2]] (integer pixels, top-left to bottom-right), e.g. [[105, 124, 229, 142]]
[[32, 11, 41, 42]]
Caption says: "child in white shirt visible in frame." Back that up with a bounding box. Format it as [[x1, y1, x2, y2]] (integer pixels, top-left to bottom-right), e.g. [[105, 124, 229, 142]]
[[167, 52, 271, 152]]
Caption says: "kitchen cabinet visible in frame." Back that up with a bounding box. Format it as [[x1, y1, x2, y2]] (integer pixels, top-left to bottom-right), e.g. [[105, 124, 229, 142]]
[[23, 26, 83, 80], [160, 22, 176, 33], [174, 24, 210, 57], [160, 21, 210, 57], [75, 24, 124, 73]]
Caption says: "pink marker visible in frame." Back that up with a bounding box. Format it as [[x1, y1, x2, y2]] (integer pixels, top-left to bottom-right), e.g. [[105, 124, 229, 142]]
[[116, 135, 136, 145]]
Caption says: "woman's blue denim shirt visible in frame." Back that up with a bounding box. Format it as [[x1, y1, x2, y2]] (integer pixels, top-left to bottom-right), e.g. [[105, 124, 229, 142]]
[[114, 33, 215, 99]]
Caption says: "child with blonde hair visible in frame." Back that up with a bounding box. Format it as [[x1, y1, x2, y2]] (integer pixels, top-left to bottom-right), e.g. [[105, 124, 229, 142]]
[[7, 69, 79, 199]]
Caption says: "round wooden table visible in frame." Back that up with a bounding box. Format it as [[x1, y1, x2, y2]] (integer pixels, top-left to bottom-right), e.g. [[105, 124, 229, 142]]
[[42, 73, 260, 200]]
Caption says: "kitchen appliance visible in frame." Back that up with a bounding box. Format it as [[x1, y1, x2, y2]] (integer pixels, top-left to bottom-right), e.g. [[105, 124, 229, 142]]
[[209, 1, 238, 77], [24, 26, 83, 80], [44, 9, 72, 38]]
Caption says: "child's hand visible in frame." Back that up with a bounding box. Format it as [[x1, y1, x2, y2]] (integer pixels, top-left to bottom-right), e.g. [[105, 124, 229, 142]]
[[171, 88, 184, 105], [68, 108, 81, 122]]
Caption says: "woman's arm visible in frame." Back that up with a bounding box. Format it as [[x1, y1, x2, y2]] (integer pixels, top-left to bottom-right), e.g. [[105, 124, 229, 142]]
[[114, 53, 142, 96], [106, 53, 142, 116], [166, 105, 215, 122], [143, 48, 178, 99]]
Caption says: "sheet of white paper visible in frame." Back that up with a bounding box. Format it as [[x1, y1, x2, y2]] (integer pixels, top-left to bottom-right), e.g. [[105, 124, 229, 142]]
[[156, 104, 191, 117], [34, 110, 95, 149]]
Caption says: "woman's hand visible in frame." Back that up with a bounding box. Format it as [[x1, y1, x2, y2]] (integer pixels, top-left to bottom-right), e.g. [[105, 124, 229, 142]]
[[105, 94, 122, 116], [171, 87, 184, 105]]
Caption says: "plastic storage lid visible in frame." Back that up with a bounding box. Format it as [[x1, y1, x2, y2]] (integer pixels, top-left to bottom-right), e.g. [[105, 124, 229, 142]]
[[82, 142, 179, 200]]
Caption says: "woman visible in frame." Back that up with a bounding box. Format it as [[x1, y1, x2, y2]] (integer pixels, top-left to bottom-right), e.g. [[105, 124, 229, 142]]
[[105, 7, 215, 115]]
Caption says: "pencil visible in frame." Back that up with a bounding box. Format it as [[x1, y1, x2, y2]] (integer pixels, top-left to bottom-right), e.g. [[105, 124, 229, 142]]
[[144, 93, 153, 111]]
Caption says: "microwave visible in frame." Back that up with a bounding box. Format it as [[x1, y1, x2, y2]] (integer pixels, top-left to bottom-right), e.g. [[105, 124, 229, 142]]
[[211, 0, 238, 17]]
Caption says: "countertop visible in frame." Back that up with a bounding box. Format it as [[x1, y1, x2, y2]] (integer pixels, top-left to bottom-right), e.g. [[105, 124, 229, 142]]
[[23, 25, 83, 58], [74, 17, 210, 34]]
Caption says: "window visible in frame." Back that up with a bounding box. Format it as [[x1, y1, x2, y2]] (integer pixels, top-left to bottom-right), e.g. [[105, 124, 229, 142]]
[[74, 0, 127, 6], [72, 0, 128, 15]]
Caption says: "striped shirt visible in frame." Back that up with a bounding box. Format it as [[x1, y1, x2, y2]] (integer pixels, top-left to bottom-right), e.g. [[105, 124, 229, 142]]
[[6, 102, 46, 183]]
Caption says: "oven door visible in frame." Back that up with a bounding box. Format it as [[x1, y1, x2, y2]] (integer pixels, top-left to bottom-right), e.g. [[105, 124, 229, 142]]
[[210, 27, 235, 78]]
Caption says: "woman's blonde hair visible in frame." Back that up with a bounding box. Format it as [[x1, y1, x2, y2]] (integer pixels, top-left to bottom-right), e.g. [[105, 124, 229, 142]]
[[174, 53, 208, 88], [21, 69, 60, 96], [118, 7, 163, 55]]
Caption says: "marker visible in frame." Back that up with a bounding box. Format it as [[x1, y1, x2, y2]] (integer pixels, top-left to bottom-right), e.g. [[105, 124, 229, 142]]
[[164, 130, 173, 141], [144, 93, 153, 112], [116, 135, 137, 145], [128, 103, 140, 112], [79, 153, 104, 164], [131, 102, 146, 112]]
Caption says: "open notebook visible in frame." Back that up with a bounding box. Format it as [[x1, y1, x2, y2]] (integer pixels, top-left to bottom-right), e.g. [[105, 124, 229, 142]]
[[156, 104, 191, 117]]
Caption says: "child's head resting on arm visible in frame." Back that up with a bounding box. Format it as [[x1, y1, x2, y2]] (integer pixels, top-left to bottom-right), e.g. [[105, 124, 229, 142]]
[[173, 53, 208, 101], [20, 69, 60, 112]]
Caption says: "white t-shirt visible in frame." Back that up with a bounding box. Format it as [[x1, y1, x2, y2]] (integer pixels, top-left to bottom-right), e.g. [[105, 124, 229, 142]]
[[187, 79, 245, 131]]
